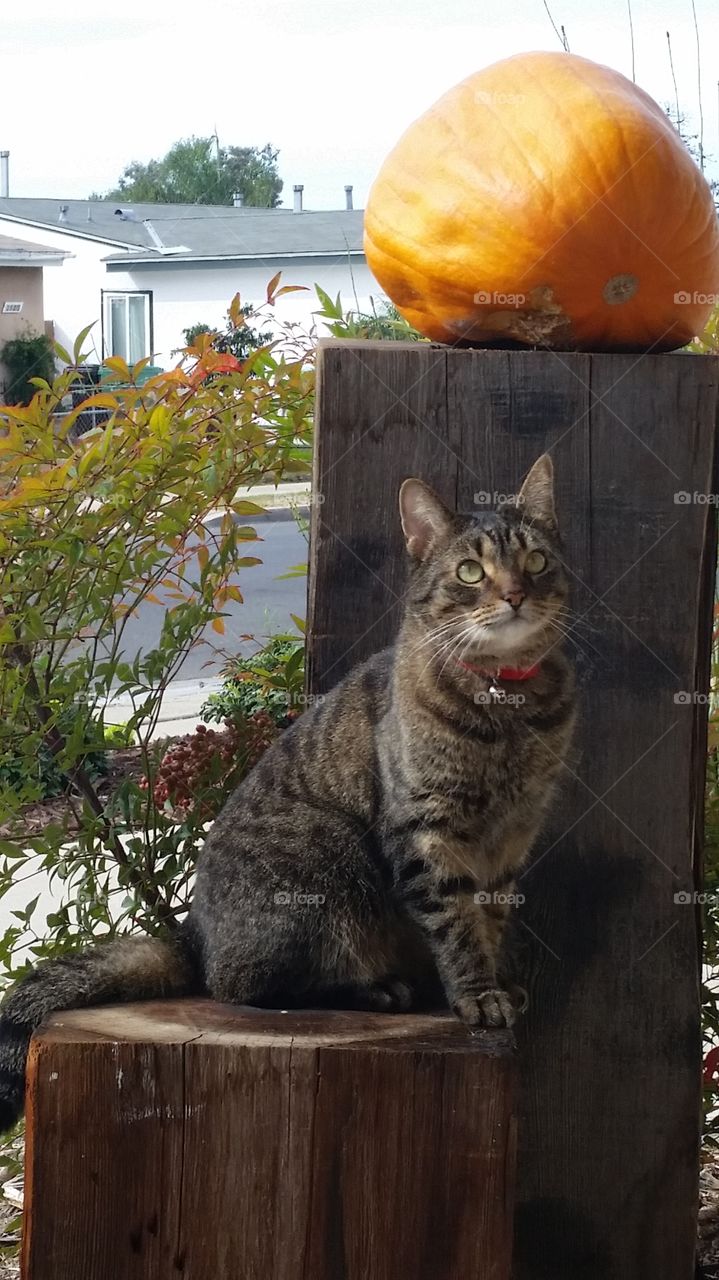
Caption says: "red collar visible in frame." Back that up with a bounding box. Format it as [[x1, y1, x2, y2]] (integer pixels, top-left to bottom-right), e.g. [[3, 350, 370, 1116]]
[[456, 659, 542, 681]]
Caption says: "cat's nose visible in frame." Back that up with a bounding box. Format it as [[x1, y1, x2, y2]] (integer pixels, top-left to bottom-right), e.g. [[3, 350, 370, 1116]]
[[503, 590, 525, 611]]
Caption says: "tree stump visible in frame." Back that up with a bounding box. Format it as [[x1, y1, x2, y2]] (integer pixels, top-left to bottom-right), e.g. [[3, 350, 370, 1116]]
[[22, 999, 516, 1280]]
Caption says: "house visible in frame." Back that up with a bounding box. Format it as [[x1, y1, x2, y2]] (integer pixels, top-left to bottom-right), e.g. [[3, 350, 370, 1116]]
[[0, 233, 68, 392], [0, 191, 380, 371]]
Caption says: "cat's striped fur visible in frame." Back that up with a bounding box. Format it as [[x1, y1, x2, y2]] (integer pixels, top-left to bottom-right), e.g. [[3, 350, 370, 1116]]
[[0, 454, 575, 1129]]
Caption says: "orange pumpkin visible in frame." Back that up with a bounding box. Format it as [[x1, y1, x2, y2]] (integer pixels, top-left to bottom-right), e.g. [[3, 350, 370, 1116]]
[[364, 52, 719, 351]]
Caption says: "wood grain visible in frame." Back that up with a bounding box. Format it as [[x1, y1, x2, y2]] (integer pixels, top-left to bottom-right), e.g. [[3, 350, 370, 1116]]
[[23, 1001, 516, 1280], [308, 342, 719, 1280]]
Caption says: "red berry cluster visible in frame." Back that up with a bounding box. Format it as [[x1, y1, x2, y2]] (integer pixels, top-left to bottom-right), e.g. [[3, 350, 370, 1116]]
[[142, 712, 278, 819]]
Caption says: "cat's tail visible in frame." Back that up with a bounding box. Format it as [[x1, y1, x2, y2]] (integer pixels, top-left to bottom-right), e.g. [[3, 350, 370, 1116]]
[[0, 931, 198, 1133]]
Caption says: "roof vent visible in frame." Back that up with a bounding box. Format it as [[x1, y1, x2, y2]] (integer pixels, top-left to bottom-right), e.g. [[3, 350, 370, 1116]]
[[293, 184, 304, 213], [58, 204, 69, 224], [0, 152, 9, 199], [113, 208, 190, 254], [345, 184, 353, 211], [233, 192, 244, 207], [142, 219, 191, 255]]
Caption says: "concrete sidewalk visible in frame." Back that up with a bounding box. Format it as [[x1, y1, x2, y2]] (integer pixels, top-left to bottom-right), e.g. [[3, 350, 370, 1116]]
[[210, 480, 311, 522], [104, 677, 225, 740]]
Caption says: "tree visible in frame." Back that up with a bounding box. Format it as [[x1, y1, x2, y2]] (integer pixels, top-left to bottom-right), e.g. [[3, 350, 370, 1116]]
[[95, 138, 282, 207], [182, 303, 273, 363]]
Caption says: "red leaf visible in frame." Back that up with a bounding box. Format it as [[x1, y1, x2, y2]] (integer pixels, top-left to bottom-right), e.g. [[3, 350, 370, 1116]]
[[704, 1046, 719, 1085], [266, 271, 282, 303]]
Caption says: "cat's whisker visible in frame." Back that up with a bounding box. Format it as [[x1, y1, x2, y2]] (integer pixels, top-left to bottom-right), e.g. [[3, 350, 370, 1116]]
[[418, 621, 479, 685], [544, 605, 604, 654], [406, 618, 463, 658], [415, 629, 466, 684], [551, 605, 602, 636], [436, 626, 478, 682], [544, 618, 599, 664]]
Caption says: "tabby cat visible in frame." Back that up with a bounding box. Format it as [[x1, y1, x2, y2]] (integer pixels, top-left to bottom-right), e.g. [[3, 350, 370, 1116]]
[[0, 453, 575, 1130]]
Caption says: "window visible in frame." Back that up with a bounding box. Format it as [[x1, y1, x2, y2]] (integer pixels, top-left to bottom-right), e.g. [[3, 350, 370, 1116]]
[[102, 291, 152, 364]]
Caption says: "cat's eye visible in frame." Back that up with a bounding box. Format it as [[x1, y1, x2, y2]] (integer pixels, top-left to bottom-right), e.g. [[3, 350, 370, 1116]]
[[457, 559, 485, 584], [525, 550, 547, 574]]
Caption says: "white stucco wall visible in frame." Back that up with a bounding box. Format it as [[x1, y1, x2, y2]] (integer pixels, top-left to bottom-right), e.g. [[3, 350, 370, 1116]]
[[0, 219, 113, 363], [0, 217, 386, 369], [105, 258, 384, 365]]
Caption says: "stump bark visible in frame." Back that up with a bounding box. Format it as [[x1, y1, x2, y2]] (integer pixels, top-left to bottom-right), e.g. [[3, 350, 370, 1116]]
[[23, 999, 516, 1280]]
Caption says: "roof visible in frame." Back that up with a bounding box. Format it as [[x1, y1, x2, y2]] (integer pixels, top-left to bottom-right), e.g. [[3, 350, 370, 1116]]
[[0, 232, 68, 267], [0, 198, 365, 264]]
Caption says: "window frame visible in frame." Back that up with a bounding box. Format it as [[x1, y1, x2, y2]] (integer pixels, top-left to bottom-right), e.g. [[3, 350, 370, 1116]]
[[100, 289, 154, 365]]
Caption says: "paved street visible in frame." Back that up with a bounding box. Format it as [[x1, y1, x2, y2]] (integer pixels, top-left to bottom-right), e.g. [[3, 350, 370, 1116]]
[[104, 513, 309, 684]]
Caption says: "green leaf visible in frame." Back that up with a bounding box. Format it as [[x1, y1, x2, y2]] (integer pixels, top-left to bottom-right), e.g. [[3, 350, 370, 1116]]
[[314, 284, 343, 319], [276, 563, 308, 579], [231, 501, 266, 516], [73, 322, 97, 364], [0, 841, 27, 859]]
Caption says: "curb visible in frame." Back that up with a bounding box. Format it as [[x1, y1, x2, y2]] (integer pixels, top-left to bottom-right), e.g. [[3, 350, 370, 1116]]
[[104, 678, 223, 733], [207, 481, 311, 524], [221, 505, 309, 524]]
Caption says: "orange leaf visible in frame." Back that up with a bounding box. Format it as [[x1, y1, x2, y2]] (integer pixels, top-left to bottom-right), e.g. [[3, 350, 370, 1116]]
[[212, 617, 226, 635], [266, 271, 282, 303]]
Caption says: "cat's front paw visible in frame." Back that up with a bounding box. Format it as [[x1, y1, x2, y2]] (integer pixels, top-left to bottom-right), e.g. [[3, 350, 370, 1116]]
[[453, 988, 516, 1031]]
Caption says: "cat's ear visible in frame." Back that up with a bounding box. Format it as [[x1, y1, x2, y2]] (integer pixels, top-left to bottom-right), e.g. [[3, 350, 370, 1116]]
[[399, 479, 455, 561], [516, 454, 557, 528]]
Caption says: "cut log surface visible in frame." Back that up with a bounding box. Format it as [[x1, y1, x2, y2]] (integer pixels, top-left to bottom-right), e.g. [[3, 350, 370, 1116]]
[[23, 999, 516, 1280]]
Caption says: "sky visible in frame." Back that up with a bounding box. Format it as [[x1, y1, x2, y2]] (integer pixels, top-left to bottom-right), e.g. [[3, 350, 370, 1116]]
[[1, 0, 717, 208]]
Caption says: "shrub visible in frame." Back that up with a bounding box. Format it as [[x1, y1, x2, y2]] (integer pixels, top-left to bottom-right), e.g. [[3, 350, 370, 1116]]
[[145, 714, 279, 822], [201, 637, 304, 725], [1, 329, 56, 406], [687, 304, 719, 353], [0, 705, 108, 802], [313, 286, 426, 341], [182, 302, 273, 364], [0, 280, 313, 972]]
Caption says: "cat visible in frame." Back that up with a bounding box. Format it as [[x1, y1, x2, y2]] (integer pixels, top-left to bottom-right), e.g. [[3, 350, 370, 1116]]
[[0, 452, 575, 1130]]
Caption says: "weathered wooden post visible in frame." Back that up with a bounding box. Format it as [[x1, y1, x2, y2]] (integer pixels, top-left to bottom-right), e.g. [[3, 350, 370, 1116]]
[[23, 1000, 516, 1279], [307, 340, 719, 1279]]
